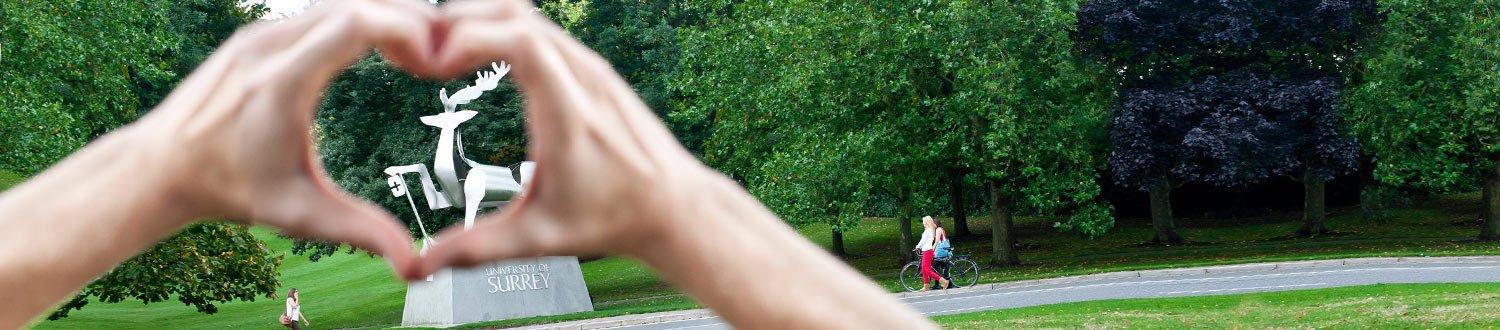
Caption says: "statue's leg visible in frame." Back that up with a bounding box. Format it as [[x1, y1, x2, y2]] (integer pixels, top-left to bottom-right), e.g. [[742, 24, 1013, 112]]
[[463, 170, 488, 230]]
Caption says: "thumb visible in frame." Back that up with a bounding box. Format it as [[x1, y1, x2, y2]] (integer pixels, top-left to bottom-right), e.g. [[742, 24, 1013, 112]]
[[262, 181, 419, 278], [411, 205, 556, 280]]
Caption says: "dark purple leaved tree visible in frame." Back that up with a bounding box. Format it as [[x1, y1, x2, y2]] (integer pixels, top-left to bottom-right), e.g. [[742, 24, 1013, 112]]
[[1075, 0, 1379, 243]]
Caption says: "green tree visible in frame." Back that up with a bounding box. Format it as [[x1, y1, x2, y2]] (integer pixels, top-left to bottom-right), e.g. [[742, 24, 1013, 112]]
[[0, 0, 268, 172], [678, 0, 952, 261], [572, 0, 715, 154], [131, 0, 270, 111], [750, 135, 873, 257], [941, 0, 1115, 266], [0, 0, 177, 173], [49, 223, 281, 319], [0, 0, 282, 317], [680, 0, 1116, 266], [1348, 0, 1500, 239]]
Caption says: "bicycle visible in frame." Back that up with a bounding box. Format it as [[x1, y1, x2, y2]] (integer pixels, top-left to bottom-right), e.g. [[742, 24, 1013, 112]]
[[900, 247, 979, 292]]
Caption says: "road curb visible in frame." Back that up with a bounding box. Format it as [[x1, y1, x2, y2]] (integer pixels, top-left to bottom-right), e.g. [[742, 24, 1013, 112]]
[[895, 256, 1500, 300], [498, 310, 716, 330], [499, 256, 1500, 329]]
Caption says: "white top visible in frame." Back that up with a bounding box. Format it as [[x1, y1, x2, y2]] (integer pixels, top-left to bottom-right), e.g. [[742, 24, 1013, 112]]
[[286, 298, 300, 321], [916, 227, 935, 251]]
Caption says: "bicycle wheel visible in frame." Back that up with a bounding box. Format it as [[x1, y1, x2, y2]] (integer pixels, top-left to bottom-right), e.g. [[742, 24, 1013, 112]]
[[949, 258, 980, 288], [899, 262, 925, 292]]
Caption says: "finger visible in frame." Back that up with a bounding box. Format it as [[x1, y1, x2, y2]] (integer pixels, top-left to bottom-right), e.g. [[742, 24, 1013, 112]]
[[263, 180, 419, 278], [412, 206, 555, 279], [443, 0, 689, 162], [536, 24, 693, 162], [215, 1, 355, 56], [439, 0, 536, 26], [367, 0, 449, 77], [312, 195, 419, 276], [442, 0, 615, 100], [259, 2, 437, 87], [436, 12, 672, 180], [434, 0, 590, 114], [432, 17, 602, 153]]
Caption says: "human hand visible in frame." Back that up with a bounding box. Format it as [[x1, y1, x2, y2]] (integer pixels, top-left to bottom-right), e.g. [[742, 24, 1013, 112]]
[[375, 2, 933, 328], [128, 0, 446, 273], [412, 0, 724, 278]]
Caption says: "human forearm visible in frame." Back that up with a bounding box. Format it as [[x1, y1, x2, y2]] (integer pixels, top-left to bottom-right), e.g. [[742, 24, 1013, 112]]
[[637, 174, 935, 329], [0, 126, 195, 327]]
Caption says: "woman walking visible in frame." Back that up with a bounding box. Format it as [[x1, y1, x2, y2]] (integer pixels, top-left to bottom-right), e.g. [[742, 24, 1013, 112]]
[[285, 288, 310, 329], [914, 216, 950, 291]]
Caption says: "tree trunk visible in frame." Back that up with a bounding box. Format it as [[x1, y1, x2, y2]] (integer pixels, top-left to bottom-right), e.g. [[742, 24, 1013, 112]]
[[946, 168, 971, 237], [1228, 188, 1248, 218], [897, 184, 915, 263], [1360, 181, 1387, 223], [1481, 157, 1500, 240], [831, 229, 846, 257], [1297, 169, 1330, 237], [987, 179, 1020, 267], [1148, 181, 1184, 245]]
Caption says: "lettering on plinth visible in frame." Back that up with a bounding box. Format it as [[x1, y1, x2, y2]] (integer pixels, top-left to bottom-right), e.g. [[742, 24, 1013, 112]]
[[485, 263, 553, 293]]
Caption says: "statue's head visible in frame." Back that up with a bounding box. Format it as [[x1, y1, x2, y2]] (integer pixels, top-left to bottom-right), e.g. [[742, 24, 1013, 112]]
[[419, 111, 479, 130]]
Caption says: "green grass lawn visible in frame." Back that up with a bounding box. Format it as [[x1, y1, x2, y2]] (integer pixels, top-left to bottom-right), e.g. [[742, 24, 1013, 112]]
[[33, 226, 408, 330], [0, 169, 25, 190], [934, 282, 1500, 329], [24, 175, 1500, 329], [31, 227, 702, 330]]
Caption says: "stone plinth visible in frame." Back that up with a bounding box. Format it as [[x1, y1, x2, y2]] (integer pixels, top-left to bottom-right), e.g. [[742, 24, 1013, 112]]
[[402, 256, 594, 326]]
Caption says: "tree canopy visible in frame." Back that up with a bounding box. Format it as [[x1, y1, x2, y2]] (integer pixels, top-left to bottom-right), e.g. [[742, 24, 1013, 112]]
[[1075, 0, 1378, 241], [1347, 0, 1500, 239], [941, 0, 1116, 264], [0, 0, 177, 173], [0, 0, 283, 318], [49, 223, 281, 319], [677, 0, 960, 259], [677, 0, 1116, 264]]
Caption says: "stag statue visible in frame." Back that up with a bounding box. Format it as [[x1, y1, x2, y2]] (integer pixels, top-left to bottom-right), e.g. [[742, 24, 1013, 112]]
[[383, 62, 534, 253]]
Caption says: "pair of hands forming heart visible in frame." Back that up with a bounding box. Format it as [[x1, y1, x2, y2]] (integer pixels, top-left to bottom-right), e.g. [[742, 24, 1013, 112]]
[[140, 0, 706, 280], [0, 0, 938, 327]]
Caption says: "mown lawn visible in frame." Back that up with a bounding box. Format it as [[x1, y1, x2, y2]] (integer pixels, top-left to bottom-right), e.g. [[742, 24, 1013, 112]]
[[21, 164, 1500, 330], [934, 282, 1500, 329], [33, 226, 407, 330], [0, 169, 24, 190], [31, 228, 702, 330]]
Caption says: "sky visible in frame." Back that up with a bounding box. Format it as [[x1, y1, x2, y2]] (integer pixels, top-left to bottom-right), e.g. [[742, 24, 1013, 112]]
[[253, 0, 315, 19]]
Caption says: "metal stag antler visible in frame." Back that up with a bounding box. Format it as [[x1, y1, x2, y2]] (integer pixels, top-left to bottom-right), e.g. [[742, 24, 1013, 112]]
[[439, 62, 511, 113], [384, 62, 533, 262]]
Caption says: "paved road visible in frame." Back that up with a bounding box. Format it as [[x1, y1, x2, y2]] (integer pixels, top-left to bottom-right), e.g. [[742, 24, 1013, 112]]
[[596, 259, 1500, 330]]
